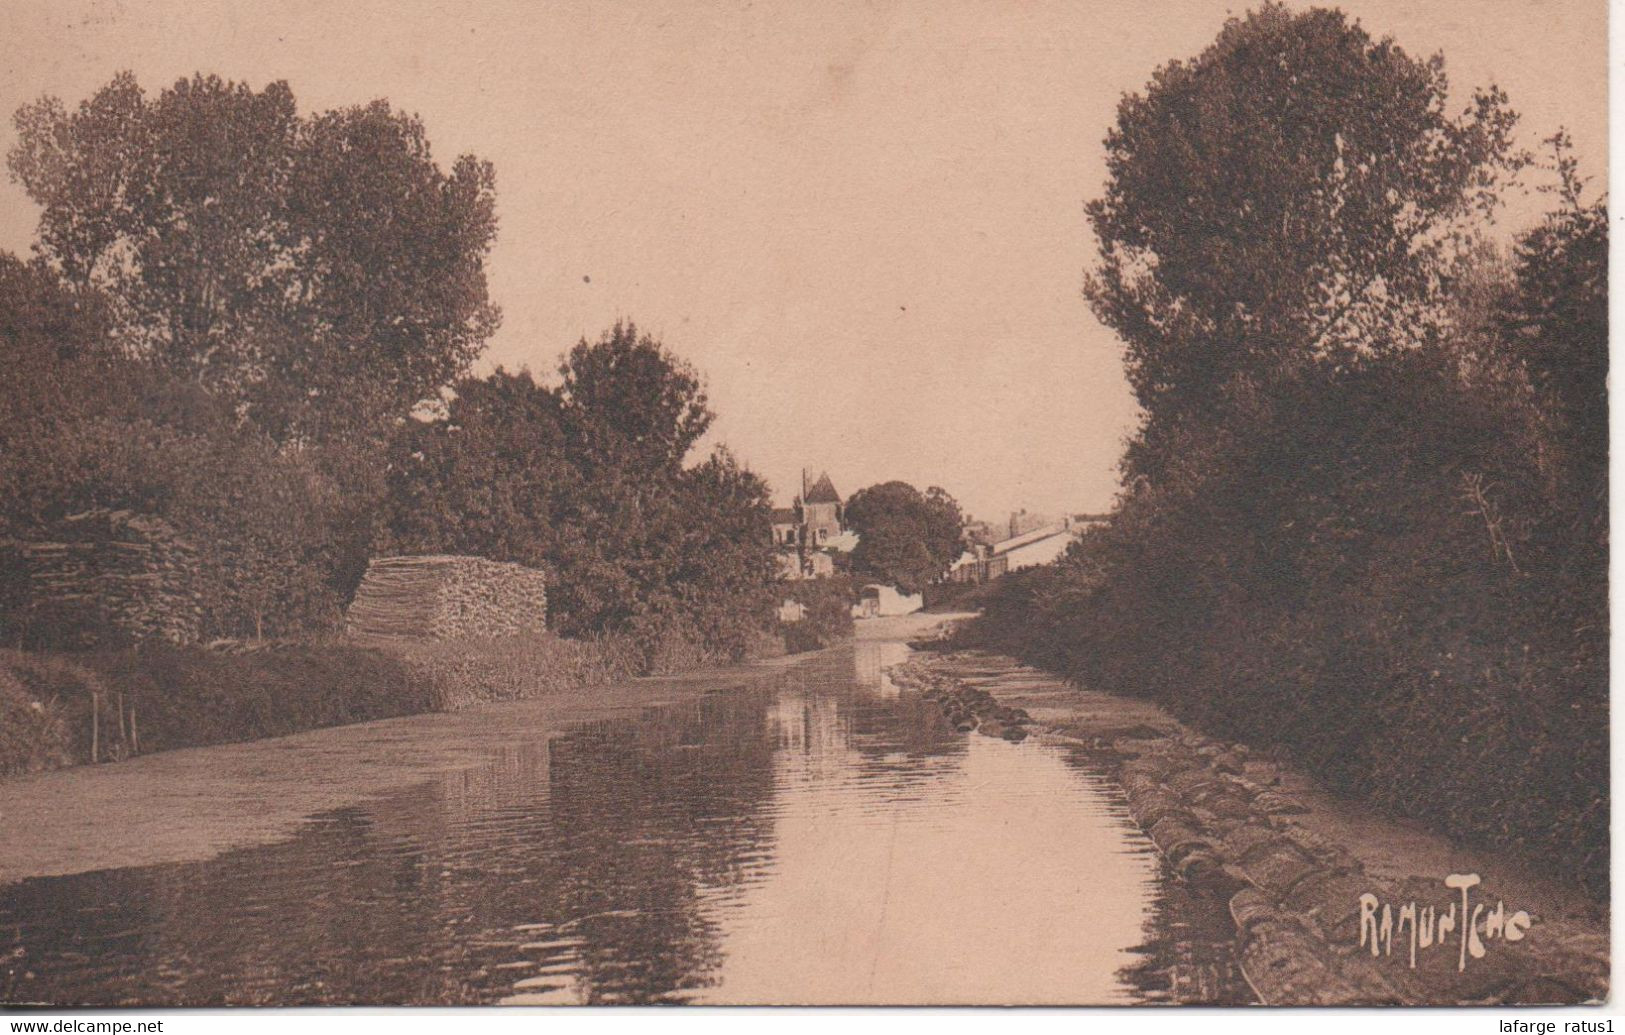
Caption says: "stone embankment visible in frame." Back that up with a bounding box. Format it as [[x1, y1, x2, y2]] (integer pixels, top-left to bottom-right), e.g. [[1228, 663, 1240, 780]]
[[916, 680, 1032, 740], [888, 650, 1609, 1007]]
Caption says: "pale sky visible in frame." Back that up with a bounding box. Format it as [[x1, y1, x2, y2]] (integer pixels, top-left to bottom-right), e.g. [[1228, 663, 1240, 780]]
[[0, 0, 1607, 519]]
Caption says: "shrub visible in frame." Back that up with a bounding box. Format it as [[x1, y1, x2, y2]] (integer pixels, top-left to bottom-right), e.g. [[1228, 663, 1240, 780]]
[[963, 350, 1608, 896], [69, 643, 430, 755], [0, 600, 797, 779], [779, 575, 855, 653], [383, 632, 646, 709], [0, 650, 113, 766], [0, 662, 75, 776]]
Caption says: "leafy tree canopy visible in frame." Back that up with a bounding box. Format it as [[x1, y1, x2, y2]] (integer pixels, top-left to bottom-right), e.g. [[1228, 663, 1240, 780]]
[[0, 252, 112, 427], [556, 321, 713, 475], [1498, 134, 1607, 485], [845, 481, 963, 594], [381, 327, 777, 653], [9, 72, 500, 443], [379, 368, 581, 573], [1086, 3, 1523, 477]]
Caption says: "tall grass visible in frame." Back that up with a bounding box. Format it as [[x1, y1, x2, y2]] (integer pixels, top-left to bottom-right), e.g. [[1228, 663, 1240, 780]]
[[381, 632, 647, 710], [0, 623, 756, 776]]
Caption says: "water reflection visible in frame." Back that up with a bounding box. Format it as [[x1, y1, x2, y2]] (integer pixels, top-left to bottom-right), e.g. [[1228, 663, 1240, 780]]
[[0, 637, 1246, 1006]]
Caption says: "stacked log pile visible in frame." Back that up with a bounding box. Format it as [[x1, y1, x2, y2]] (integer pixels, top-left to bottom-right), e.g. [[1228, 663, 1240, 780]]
[[346, 555, 548, 642], [3, 509, 204, 649]]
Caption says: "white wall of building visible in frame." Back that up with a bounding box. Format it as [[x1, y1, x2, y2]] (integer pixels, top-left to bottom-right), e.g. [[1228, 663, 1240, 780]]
[[993, 524, 1077, 572], [852, 584, 924, 618]]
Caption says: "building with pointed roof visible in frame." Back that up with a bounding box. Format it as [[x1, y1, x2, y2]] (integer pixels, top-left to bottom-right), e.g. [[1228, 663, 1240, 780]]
[[773, 470, 853, 579], [799, 470, 843, 546], [804, 471, 841, 503]]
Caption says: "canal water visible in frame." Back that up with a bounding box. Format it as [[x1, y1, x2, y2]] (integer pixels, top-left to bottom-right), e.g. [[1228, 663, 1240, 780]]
[[0, 636, 1247, 1006]]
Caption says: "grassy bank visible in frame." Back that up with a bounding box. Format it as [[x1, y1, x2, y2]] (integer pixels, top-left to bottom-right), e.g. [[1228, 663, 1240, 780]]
[[957, 546, 1608, 897], [0, 643, 429, 774], [0, 617, 833, 778]]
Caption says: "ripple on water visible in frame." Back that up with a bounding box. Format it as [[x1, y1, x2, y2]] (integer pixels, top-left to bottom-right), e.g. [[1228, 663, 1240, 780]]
[[0, 640, 1245, 1006]]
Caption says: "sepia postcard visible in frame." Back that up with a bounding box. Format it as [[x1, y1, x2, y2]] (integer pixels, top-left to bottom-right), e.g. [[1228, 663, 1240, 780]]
[[0, 0, 1609, 1012]]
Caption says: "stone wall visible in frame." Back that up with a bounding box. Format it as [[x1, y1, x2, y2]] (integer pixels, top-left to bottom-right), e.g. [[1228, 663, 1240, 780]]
[[345, 555, 548, 642], [1, 509, 204, 649]]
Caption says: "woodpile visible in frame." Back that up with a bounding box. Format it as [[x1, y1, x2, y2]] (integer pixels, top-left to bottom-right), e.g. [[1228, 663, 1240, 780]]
[[346, 555, 548, 642], [2, 509, 204, 649]]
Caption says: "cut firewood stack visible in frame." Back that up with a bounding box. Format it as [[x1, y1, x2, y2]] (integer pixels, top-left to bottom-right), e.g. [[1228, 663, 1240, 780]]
[[3, 509, 204, 649], [345, 555, 548, 642]]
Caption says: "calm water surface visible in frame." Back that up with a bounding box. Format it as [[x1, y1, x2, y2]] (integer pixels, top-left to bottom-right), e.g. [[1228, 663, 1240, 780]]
[[0, 637, 1246, 1005]]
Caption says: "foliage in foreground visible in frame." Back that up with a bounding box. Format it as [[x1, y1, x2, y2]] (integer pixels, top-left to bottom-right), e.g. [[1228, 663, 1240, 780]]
[[0, 68, 497, 640], [778, 575, 857, 654], [0, 655, 79, 776], [966, 336, 1607, 891], [0, 623, 740, 776], [970, 5, 1607, 895], [10, 72, 500, 443], [1, 74, 788, 656]]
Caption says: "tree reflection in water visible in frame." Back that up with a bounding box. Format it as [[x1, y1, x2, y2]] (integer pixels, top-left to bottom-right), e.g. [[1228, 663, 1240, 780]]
[[0, 640, 1246, 1006], [1, 684, 784, 1006]]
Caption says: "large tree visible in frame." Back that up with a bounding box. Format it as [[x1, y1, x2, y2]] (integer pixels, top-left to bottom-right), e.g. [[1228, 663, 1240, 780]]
[[1498, 137, 1608, 508], [381, 326, 778, 654], [378, 368, 583, 571], [664, 447, 780, 659], [845, 481, 963, 594], [1085, 3, 1522, 477], [9, 73, 499, 442], [549, 322, 717, 633], [0, 253, 112, 429], [555, 321, 713, 474]]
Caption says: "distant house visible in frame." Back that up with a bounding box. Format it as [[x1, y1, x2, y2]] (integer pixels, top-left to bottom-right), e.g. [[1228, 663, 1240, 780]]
[[961, 519, 999, 549], [773, 470, 856, 579], [775, 552, 803, 580], [994, 514, 1112, 573], [821, 529, 861, 553], [800, 472, 843, 546], [1006, 508, 1055, 539], [947, 547, 987, 584], [771, 507, 801, 547], [947, 513, 1112, 585], [992, 522, 1076, 572]]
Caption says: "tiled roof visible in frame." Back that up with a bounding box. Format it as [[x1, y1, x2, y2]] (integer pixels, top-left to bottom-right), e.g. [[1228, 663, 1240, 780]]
[[991, 522, 1072, 555], [770, 507, 799, 524], [804, 472, 840, 503]]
